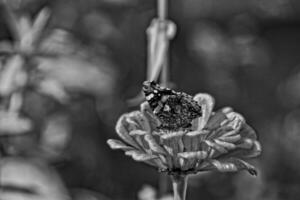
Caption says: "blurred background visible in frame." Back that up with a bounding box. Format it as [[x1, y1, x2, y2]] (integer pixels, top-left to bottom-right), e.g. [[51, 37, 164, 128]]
[[0, 0, 299, 199]]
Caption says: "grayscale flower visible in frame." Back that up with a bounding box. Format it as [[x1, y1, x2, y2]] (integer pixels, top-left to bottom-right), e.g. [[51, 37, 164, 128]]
[[107, 93, 261, 175]]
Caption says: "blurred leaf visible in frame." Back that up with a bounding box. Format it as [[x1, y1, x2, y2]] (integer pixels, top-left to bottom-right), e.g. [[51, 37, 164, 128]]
[[39, 29, 79, 56], [36, 56, 116, 98], [39, 113, 71, 161], [0, 111, 32, 135], [0, 157, 70, 200], [16, 8, 50, 52], [37, 78, 69, 103], [82, 12, 120, 41], [0, 55, 27, 96]]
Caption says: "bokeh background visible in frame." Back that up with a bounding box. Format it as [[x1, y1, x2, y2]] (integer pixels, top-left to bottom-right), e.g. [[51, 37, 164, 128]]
[[0, 0, 300, 199]]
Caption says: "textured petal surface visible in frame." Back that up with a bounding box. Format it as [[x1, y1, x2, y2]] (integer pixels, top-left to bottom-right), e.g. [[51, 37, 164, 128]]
[[107, 139, 133, 151], [193, 93, 215, 130], [108, 96, 261, 175]]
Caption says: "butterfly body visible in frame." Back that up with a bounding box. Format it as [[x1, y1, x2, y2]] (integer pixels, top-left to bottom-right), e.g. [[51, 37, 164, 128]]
[[143, 81, 202, 130]]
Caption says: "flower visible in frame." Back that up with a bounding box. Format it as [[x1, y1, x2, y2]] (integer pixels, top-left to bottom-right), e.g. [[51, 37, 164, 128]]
[[107, 93, 261, 175]]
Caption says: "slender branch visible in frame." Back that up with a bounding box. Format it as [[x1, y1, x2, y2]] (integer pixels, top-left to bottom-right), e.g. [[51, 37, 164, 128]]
[[171, 174, 188, 200]]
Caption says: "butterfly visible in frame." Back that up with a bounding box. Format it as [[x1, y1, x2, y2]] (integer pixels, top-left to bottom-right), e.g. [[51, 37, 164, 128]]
[[142, 81, 202, 130]]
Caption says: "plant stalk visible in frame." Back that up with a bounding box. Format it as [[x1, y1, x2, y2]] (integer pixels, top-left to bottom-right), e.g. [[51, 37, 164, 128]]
[[171, 174, 188, 200], [158, 0, 169, 87], [158, 0, 168, 20]]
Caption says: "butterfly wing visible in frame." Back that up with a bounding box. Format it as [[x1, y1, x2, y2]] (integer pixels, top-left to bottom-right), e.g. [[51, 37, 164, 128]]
[[156, 92, 202, 130], [142, 81, 202, 130]]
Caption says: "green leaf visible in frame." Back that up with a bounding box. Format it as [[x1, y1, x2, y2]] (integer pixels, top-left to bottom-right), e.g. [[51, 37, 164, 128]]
[[0, 111, 32, 135]]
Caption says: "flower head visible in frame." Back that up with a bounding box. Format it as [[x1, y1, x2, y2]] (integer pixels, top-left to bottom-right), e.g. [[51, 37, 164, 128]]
[[107, 93, 261, 175]]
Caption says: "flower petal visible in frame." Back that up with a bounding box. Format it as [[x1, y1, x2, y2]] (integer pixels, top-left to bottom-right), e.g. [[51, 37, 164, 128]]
[[204, 140, 228, 154], [128, 111, 151, 133], [193, 93, 215, 130], [239, 123, 257, 140], [205, 110, 227, 131], [200, 158, 257, 175], [107, 139, 133, 151], [214, 139, 236, 150], [178, 151, 208, 159], [182, 133, 202, 152], [161, 132, 186, 155], [125, 112, 140, 130], [218, 134, 241, 143], [221, 129, 239, 138], [236, 138, 256, 149], [161, 131, 186, 140], [144, 134, 166, 155], [224, 112, 245, 131], [115, 114, 140, 149], [220, 139, 262, 159], [125, 150, 158, 161], [140, 102, 161, 130], [232, 140, 262, 158], [129, 130, 147, 136]]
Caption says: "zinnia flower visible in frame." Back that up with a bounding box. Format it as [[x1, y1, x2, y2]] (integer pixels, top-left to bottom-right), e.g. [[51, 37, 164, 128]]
[[107, 93, 261, 176]]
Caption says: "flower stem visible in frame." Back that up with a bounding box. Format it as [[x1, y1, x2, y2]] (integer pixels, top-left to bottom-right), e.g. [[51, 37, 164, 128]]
[[158, 0, 168, 20], [171, 174, 188, 200]]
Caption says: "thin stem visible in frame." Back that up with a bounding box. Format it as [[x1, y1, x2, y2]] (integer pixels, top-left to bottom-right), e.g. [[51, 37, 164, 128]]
[[157, 0, 169, 87], [160, 52, 169, 87], [171, 175, 188, 200], [158, 0, 168, 20], [158, 173, 169, 197]]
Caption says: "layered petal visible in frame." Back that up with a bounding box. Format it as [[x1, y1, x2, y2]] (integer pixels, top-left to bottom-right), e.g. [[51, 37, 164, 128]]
[[108, 93, 261, 176]]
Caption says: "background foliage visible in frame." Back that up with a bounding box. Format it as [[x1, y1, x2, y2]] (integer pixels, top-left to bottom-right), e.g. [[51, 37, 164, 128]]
[[0, 0, 299, 199]]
